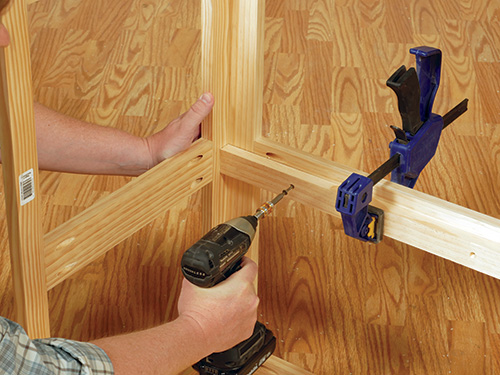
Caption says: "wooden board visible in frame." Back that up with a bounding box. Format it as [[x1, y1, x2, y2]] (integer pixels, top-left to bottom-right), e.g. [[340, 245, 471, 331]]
[[45, 139, 213, 289], [220, 142, 500, 278], [0, 0, 49, 338], [180, 355, 314, 375], [200, 0, 264, 256]]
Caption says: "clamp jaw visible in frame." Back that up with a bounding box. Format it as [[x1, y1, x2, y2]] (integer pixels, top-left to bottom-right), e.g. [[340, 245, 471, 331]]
[[336, 46, 468, 243], [336, 174, 383, 243]]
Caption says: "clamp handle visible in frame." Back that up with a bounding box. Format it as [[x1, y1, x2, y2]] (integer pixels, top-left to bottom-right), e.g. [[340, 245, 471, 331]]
[[386, 46, 442, 136], [386, 66, 422, 136]]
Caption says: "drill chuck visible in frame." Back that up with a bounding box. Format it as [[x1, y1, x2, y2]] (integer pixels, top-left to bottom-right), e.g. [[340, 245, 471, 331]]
[[254, 185, 294, 220]]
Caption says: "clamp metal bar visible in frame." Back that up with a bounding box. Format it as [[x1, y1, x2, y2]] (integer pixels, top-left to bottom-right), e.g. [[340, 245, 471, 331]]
[[368, 154, 401, 185], [443, 98, 469, 130]]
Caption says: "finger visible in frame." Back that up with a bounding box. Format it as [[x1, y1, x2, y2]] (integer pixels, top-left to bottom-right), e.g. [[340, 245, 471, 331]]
[[181, 92, 214, 127], [0, 25, 10, 48], [240, 256, 257, 268]]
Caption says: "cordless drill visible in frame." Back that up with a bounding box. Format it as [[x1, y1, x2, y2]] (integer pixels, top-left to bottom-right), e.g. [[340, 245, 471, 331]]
[[181, 185, 294, 375]]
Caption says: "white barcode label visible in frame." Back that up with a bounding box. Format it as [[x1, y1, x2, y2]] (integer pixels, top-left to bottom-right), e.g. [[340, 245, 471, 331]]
[[19, 169, 35, 206]]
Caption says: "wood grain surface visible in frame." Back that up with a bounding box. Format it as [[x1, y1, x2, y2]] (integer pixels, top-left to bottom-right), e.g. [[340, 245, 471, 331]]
[[199, 0, 264, 266], [0, 0, 49, 338], [220, 143, 500, 278], [45, 139, 213, 290], [0, 0, 498, 374], [260, 1, 500, 374]]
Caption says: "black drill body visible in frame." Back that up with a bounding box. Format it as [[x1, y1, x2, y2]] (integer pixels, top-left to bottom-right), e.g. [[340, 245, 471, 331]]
[[181, 216, 275, 375], [181, 216, 257, 288], [181, 186, 294, 375]]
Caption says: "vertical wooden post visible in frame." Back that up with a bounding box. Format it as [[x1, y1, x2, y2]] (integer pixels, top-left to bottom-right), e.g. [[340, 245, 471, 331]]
[[0, 0, 50, 338], [201, 0, 265, 261]]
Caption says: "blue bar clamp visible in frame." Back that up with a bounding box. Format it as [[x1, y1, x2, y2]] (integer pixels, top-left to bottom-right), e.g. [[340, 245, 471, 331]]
[[335, 46, 468, 243]]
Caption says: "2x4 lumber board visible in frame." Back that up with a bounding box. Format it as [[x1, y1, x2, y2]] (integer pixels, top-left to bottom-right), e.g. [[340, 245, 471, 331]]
[[200, 0, 264, 255], [197, 6, 298, 374], [200, 0, 264, 149], [220, 142, 500, 280], [0, 1, 49, 338], [258, 356, 315, 375], [44, 139, 213, 290], [180, 355, 314, 375]]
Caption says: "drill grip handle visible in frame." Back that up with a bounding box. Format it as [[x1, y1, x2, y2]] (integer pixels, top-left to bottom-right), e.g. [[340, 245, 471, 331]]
[[223, 258, 243, 281]]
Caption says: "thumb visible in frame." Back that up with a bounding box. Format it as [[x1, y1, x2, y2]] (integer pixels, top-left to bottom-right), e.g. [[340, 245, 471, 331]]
[[182, 92, 214, 126]]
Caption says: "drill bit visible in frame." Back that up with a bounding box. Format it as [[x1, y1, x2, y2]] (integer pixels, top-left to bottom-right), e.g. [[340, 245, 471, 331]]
[[254, 185, 294, 220]]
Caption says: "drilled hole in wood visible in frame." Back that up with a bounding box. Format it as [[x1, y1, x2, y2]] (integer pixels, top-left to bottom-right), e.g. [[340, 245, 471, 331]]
[[266, 152, 276, 158], [192, 177, 203, 188], [190, 155, 204, 164], [470, 252, 476, 259]]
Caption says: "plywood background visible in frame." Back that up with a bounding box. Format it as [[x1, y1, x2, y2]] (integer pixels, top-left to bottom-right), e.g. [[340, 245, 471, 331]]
[[0, 0, 499, 374]]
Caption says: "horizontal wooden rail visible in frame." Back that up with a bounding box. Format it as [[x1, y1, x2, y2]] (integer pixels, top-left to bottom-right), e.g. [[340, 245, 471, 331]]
[[180, 355, 314, 375], [258, 356, 314, 374], [221, 141, 500, 280], [45, 139, 213, 290]]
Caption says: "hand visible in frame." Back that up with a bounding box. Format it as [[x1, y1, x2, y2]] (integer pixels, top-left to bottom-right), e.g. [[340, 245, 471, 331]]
[[177, 257, 259, 353], [146, 92, 214, 165]]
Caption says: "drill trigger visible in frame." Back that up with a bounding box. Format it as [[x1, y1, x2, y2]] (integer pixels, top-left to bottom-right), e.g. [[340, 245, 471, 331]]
[[367, 205, 384, 244], [367, 217, 376, 240]]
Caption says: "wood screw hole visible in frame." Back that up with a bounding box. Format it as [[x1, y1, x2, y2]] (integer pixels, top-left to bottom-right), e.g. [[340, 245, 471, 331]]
[[189, 155, 204, 166], [192, 177, 203, 188]]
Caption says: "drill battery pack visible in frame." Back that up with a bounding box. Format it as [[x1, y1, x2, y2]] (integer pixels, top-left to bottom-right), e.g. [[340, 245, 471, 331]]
[[193, 322, 276, 375]]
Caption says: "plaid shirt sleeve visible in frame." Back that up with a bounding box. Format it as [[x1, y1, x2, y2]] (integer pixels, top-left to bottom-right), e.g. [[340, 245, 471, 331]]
[[0, 316, 114, 374]]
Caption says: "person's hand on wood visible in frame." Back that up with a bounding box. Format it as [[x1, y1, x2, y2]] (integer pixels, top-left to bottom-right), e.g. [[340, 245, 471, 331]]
[[1, 10, 214, 176], [0, 95, 214, 176], [146, 92, 214, 164]]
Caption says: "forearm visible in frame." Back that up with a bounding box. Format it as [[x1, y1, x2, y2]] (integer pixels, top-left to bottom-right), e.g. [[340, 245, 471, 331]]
[[34, 103, 153, 175], [91, 316, 210, 375], [0, 96, 212, 176]]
